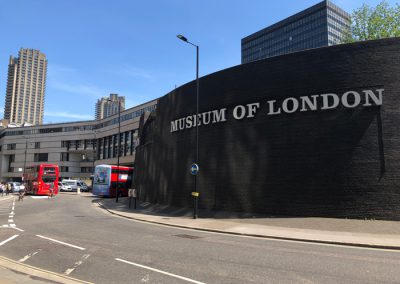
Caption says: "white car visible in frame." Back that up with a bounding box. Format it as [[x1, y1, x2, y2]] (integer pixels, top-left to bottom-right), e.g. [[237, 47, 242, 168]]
[[62, 180, 88, 192], [8, 182, 24, 193], [58, 182, 72, 192]]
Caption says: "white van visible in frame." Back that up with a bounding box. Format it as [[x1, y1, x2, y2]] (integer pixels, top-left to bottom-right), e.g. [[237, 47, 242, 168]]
[[62, 180, 88, 192]]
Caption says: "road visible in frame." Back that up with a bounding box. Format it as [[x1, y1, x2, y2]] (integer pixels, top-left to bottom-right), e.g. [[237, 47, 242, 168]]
[[0, 193, 400, 283]]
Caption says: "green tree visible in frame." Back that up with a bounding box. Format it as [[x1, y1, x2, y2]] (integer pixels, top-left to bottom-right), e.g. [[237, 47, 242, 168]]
[[342, 1, 400, 43]]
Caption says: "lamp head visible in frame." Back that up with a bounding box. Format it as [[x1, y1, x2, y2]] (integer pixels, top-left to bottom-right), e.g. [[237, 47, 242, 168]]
[[177, 34, 188, 42]]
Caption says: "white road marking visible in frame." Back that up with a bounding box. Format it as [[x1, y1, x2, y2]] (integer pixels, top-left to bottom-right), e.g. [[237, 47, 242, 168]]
[[2, 225, 9, 228], [64, 254, 90, 275], [19, 250, 41, 262], [36, 235, 86, 251], [30, 196, 49, 199], [0, 197, 13, 202], [9, 224, 16, 228], [0, 235, 19, 246], [12, 227, 24, 232], [115, 258, 206, 284], [8, 219, 13, 223]]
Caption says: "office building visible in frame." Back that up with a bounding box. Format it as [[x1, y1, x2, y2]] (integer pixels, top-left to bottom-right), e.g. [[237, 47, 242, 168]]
[[4, 48, 47, 125], [0, 100, 156, 182], [95, 94, 125, 120], [241, 0, 350, 63]]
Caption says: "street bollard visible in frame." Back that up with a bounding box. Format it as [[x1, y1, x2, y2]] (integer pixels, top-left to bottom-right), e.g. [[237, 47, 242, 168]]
[[191, 192, 199, 219], [77, 187, 81, 195], [128, 189, 132, 208], [128, 189, 137, 209]]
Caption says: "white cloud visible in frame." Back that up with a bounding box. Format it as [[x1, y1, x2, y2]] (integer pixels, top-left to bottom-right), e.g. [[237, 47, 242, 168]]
[[118, 65, 154, 80], [47, 63, 106, 98], [44, 111, 93, 120], [47, 79, 105, 98], [47, 64, 77, 77]]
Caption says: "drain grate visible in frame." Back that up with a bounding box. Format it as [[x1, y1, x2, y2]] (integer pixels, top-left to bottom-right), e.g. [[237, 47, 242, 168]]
[[174, 234, 202, 239]]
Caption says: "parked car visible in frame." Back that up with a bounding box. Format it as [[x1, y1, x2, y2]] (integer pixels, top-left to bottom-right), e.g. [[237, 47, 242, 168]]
[[62, 180, 88, 192], [8, 182, 24, 193], [58, 182, 72, 192]]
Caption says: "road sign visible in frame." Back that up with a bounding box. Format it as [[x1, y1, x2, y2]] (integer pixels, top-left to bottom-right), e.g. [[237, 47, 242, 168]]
[[190, 163, 199, 175]]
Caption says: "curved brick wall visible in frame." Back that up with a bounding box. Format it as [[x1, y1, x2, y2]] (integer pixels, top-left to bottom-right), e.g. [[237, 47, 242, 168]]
[[135, 38, 400, 220]]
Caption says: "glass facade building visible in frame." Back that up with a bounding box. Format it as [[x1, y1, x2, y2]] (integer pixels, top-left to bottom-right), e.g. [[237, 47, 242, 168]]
[[241, 0, 350, 64]]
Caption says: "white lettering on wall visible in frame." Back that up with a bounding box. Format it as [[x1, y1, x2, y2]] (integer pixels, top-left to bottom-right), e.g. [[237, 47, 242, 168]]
[[342, 91, 361, 108], [321, 93, 340, 110], [300, 95, 318, 112], [212, 108, 227, 123], [267, 100, 281, 115], [282, 98, 299, 113], [170, 89, 384, 133], [363, 89, 383, 106], [233, 105, 246, 120], [246, 103, 260, 118]]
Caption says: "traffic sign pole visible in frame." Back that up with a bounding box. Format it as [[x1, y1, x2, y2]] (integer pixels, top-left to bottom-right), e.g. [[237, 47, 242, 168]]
[[190, 163, 199, 219]]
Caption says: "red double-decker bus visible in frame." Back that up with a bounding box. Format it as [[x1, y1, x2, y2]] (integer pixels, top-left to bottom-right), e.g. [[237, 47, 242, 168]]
[[93, 165, 133, 197], [23, 164, 59, 196]]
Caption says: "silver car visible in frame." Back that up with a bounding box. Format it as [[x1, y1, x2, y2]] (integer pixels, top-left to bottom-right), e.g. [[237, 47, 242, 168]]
[[58, 182, 72, 192], [8, 182, 24, 193]]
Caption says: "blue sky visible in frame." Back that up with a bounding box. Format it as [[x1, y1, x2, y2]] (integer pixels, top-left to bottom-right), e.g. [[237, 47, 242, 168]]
[[0, 0, 398, 124]]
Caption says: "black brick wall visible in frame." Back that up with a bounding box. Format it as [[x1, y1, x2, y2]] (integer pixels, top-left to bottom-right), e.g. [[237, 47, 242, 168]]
[[135, 38, 400, 220]]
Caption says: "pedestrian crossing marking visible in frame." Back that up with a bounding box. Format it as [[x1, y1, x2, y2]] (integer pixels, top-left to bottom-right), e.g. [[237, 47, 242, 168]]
[[30, 196, 49, 199]]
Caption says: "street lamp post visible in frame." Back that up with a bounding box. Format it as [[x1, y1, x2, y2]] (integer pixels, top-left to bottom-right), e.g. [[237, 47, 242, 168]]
[[116, 100, 121, 203], [23, 140, 28, 181], [92, 130, 97, 189], [177, 34, 200, 219], [105, 98, 122, 202]]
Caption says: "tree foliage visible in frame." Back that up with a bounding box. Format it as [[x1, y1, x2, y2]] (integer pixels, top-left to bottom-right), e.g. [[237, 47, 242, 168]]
[[342, 1, 400, 43]]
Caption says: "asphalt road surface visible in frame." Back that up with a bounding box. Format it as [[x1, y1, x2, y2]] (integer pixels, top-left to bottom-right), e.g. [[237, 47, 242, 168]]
[[0, 194, 400, 283]]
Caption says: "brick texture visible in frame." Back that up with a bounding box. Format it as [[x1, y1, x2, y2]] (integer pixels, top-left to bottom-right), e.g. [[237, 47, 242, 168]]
[[135, 38, 400, 220]]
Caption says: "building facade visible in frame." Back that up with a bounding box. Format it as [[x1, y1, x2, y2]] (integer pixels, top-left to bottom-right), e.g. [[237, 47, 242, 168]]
[[241, 0, 350, 63], [0, 99, 156, 183], [4, 48, 47, 125], [95, 94, 126, 120], [135, 38, 400, 220]]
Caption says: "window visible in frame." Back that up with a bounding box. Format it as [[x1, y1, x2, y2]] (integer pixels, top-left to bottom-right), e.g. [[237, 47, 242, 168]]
[[60, 166, 69, 172], [35, 142, 40, 149], [8, 155, 14, 172], [7, 144, 16, 150], [60, 153, 69, 161], [34, 153, 48, 162], [81, 167, 93, 173], [61, 141, 69, 148]]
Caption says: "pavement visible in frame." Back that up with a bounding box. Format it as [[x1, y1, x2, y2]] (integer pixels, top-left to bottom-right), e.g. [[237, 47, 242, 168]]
[[95, 195, 400, 250]]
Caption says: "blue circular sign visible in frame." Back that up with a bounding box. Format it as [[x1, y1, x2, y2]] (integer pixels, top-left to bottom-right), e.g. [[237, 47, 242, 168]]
[[190, 163, 199, 175]]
